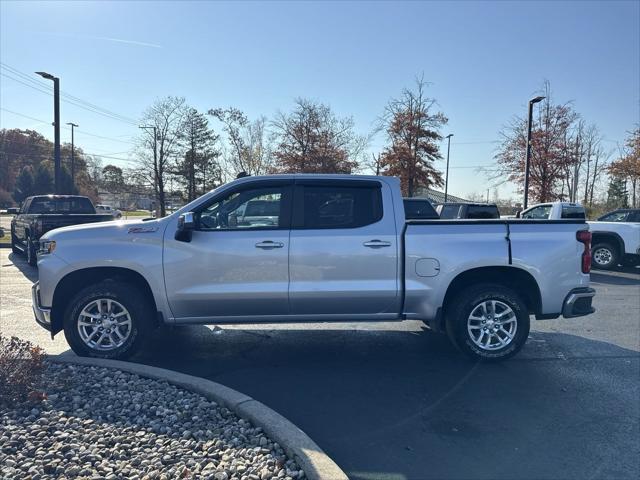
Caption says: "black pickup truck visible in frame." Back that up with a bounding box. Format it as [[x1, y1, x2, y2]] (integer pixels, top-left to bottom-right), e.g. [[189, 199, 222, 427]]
[[9, 195, 113, 266]]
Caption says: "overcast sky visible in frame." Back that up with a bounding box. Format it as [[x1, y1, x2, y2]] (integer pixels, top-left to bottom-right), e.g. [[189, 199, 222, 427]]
[[1, 0, 638, 200]]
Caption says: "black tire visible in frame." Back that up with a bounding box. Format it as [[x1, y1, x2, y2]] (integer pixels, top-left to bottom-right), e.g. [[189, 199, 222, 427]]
[[445, 284, 530, 362], [63, 280, 153, 359], [591, 242, 619, 270], [10, 231, 21, 255], [26, 236, 37, 266]]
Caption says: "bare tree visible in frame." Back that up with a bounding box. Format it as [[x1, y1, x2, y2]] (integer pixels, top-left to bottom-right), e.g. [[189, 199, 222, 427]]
[[137, 96, 187, 216], [209, 108, 273, 177], [609, 128, 640, 207], [379, 76, 447, 197]]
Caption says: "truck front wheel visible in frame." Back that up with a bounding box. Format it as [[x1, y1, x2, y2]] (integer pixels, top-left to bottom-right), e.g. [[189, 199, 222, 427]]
[[63, 280, 153, 359], [446, 284, 530, 362]]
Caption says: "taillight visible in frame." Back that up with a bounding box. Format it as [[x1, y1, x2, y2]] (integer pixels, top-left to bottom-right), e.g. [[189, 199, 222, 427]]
[[576, 230, 592, 274]]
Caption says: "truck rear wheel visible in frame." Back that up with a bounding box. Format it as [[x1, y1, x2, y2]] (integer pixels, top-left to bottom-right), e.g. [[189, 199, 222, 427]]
[[446, 284, 530, 362], [591, 242, 619, 270], [63, 280, 153, 359]]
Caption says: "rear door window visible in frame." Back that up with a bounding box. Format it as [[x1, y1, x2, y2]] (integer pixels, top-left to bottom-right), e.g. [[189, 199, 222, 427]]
[[628, 211, 640, 222], [297, 185, 382, 229]]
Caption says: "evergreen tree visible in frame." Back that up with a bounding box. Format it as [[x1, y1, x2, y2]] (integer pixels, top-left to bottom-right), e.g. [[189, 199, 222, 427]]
[[33, 163, 54, 194], [13, 167, 34, 202], [606, 176, 628, 209], [59, 166, 79, 195], [176, 108, 220, 201]]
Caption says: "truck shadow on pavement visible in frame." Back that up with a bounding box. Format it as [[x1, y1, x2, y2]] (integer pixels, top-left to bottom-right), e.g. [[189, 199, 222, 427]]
[[131, 324, 640, 480], [5, 251, 38, 282]]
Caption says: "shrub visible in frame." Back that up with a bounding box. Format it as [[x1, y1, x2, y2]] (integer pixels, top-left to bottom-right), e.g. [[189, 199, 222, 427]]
[[0, 335, 46, 407]]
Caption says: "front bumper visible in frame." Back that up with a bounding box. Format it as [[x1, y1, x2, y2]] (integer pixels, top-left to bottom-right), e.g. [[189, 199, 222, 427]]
[[32, 282, 52, 331], [562, 287, 596, 318]]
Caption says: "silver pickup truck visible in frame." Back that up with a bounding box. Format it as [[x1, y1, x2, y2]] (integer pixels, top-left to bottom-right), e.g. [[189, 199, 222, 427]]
[[32, 175, 595, 361]]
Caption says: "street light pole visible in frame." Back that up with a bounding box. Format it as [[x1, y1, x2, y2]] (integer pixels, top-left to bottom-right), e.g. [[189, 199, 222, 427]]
[[139, 125, 158, 211], [524, 96, 545, 209], [444, 134, 454, 203], [36, 71, 61, 193], [66, 122, 78, 190]]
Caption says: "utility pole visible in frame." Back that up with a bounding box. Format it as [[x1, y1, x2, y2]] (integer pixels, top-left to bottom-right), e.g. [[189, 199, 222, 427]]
[[139, 125, 159, 212], [444, 134, 454, 202], [66, 122, 79, 190], [572, 134, 580, 203], [36, 71, 61, 193], [524, 96, 545, 209]]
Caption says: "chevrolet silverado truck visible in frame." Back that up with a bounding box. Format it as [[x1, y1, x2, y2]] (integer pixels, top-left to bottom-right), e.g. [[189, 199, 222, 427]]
[[9, 195, 113, 266], [32, 175, 595, 361], [520, 201, 640, 269]]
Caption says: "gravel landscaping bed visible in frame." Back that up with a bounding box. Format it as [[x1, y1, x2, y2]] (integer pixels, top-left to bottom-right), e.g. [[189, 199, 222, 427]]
[[0, 362, 304, 480]]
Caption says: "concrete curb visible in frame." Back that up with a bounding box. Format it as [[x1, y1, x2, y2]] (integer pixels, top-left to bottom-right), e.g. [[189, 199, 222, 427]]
[[49, 355, 348, 480]]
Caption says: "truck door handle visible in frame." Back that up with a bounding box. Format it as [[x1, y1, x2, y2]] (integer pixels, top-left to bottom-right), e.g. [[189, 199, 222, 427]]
[[255, 241, 284, 249], [363, 240, 392, 248]]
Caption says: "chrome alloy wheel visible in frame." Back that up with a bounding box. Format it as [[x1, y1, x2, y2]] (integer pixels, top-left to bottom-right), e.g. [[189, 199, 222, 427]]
[[467, 299, 517, 351], [593, 247, 612, 266], [77, 298, 132, 351]]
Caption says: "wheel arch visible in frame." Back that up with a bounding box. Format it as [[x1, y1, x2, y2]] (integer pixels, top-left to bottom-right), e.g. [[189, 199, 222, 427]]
[[442, 266, 542, 319], [591, 231, 625, 255], [51, 267, 159, 335]]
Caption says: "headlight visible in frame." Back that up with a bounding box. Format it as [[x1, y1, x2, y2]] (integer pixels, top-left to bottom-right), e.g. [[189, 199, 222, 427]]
[[38, 240, 56, 255]]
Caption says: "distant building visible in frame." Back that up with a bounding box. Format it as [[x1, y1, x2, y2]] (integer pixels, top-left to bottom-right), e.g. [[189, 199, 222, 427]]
[[414, 188, 470, 205]]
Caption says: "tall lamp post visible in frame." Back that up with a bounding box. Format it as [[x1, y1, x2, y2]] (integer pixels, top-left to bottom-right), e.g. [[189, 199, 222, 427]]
[[36, 71, 61, 194], [66, 122, 78, 190], [444, 133, 454, 203], [523, 96, 545, 209], [139, 125, 158, 212]]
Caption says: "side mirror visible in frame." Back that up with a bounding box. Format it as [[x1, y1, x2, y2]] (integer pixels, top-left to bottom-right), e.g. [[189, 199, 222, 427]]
[[175, 212, 195, 242], [7, 208, 19, 215]]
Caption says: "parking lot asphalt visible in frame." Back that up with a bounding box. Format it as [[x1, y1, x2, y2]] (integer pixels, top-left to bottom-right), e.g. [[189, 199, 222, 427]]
[[1, 248, 639, 480]]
